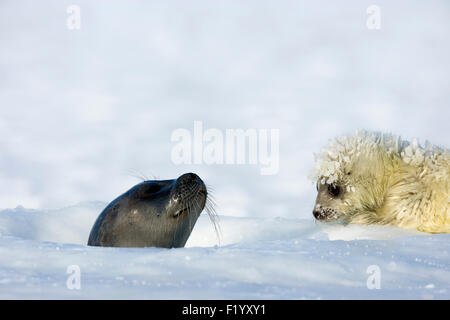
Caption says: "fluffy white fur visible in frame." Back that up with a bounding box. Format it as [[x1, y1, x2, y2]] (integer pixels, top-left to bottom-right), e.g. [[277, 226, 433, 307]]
[[311, 131, 450, 233]]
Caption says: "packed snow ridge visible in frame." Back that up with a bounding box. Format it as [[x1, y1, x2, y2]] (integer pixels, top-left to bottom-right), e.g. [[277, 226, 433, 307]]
[[0, 202, 448, 299]]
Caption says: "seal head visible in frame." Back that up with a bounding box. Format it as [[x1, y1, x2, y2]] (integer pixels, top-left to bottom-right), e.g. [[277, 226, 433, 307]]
[[310, 131, 450, 233], [88, 173, 209, 248]]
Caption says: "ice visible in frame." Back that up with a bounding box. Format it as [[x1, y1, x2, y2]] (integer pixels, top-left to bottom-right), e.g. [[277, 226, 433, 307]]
[[0, 0, 449, 299], [0, 203, 448, 299]]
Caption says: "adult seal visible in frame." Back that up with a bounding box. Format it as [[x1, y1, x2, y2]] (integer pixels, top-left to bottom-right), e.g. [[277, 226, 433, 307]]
[[88, 173, 217, 248]]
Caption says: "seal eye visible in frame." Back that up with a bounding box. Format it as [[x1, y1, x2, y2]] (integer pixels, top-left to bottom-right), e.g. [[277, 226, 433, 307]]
[[327, 184, 341, 197], [173, 207, 189, 217]]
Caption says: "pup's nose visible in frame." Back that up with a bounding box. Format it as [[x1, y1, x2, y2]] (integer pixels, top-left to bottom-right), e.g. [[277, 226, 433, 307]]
[[313, 204, 323, 219], [313, 210, 321, 219]]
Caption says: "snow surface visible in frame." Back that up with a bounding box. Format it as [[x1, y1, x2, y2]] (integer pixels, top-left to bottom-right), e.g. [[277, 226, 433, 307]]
[[0, 0, 449, 300], [0, 203, 449, 299]]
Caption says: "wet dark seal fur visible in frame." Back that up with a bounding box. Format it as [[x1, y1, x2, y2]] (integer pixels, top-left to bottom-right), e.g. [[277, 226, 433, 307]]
[[88, 173, 217, 248]]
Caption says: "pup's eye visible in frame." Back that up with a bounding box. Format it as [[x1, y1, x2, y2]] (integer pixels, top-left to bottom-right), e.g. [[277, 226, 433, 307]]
[[327, 184, 341, 197], [316, 182, 319, 191]]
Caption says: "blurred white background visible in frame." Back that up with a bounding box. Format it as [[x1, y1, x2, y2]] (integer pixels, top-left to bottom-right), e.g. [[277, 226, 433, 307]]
[[0, 0, 449, 218]]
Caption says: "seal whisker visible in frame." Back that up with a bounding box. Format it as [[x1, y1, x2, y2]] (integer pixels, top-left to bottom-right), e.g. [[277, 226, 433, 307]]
[[190, 197, 200, 234], [205, 194, 222, 245], [205, 192, 218, 208], [125, 168, 150, 182]]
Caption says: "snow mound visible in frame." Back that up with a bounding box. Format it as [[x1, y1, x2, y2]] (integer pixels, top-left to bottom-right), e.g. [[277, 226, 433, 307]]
[[0, 203, 449, 299], [0, 202, 105, 245]]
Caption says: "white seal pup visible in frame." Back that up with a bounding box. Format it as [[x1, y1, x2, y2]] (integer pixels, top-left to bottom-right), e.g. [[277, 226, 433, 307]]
[[311, 131, 449, 234]]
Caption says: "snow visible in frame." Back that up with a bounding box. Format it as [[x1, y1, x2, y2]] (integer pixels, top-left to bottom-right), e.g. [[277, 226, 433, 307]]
[[0, 203, 449, 299], [0, 0, 449, 299]]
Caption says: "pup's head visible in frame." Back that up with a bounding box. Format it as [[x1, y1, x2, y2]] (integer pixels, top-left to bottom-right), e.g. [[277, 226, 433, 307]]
[[310, 131, 394, 223]]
